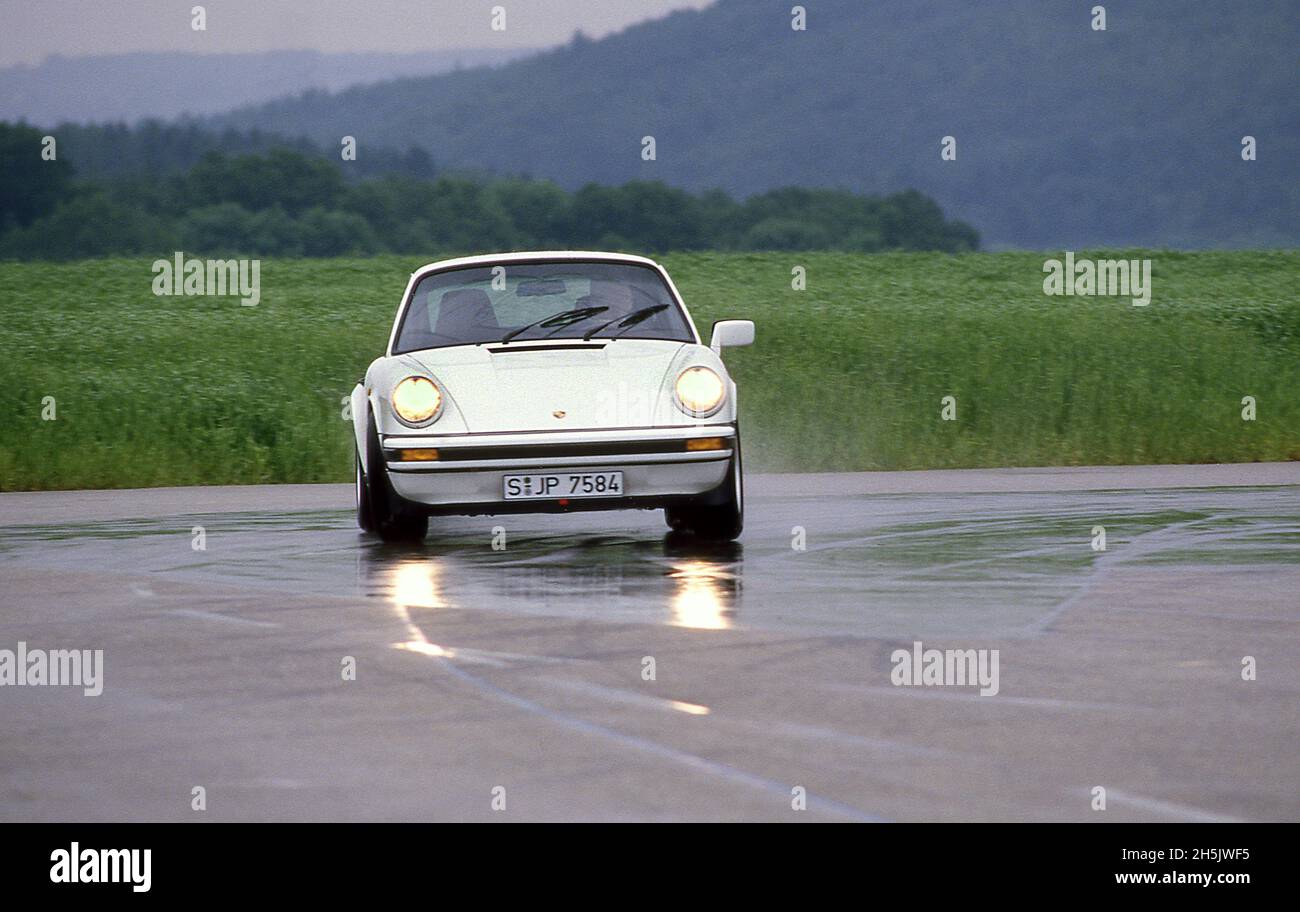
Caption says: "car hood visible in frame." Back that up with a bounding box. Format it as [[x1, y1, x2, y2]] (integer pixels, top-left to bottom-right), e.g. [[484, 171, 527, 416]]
[[401, 339, 691, 433]]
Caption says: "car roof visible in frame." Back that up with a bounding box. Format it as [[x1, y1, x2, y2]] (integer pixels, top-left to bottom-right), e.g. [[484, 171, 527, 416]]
[[410, 250, 661, 277]]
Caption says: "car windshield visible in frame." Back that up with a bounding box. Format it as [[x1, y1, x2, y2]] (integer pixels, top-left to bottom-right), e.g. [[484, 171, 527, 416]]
[[392, 261, 695, 353]]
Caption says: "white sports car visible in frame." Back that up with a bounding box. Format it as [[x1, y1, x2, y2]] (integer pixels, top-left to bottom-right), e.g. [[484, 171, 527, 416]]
[[350, 251, 754, 542]]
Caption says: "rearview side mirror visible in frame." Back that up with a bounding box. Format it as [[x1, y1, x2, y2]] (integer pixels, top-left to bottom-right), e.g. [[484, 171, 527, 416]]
[[709, 319, 755, 354]]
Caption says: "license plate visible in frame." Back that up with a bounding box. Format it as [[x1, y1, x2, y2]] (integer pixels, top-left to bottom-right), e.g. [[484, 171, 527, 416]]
[[503, 472, 624, 500]]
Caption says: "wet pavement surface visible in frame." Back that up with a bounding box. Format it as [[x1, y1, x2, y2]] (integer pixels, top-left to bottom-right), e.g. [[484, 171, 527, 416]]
[[1, 467, 1298, 821]]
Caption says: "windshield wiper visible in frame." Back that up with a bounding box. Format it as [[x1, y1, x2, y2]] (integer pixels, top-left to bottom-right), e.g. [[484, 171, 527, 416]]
[[499, 306, 608, 344], [582, 304, 669, 341]]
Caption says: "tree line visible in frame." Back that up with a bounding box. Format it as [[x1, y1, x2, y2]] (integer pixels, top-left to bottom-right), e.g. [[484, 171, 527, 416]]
[[0, 122, 979, 259]]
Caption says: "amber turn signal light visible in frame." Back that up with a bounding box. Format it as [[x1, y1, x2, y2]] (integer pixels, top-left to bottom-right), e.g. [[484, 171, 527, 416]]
[[397, 448, 440, 461]]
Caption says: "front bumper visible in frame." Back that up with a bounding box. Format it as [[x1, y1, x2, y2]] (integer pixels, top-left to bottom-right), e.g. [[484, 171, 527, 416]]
[[381, 424, 734, 513]]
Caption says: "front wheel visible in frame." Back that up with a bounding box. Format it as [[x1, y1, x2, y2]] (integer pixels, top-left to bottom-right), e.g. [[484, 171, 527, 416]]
[[355, 453, 374, 532], [664, 432, 743, 541], [361, 417, 428, 543]]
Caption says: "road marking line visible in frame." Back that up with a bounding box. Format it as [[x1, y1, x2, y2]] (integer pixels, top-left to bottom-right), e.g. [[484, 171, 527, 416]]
[[168, 608, 279, 628], [538, 678, 954, 757], [1092, 788, 1247, 823], [400, 654, 889, 821], [1029, 517, 1208, 633], [834, 684, 1150, 713], [539, 678, 711, 715]]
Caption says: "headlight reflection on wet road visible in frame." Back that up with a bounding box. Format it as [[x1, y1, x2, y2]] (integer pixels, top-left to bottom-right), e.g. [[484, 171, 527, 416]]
[[667, 559, 736, 630]]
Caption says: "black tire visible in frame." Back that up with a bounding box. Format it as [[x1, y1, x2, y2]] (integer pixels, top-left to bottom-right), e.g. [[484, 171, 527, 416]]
[[665, 430, 743, 541], [363, 415, 428, 543], [355, 452, 374, 532]]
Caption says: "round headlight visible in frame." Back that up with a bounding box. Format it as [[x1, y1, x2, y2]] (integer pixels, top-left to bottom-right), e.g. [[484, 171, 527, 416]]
[[675, 366, 725, 416], [391, 376, 442, 425]]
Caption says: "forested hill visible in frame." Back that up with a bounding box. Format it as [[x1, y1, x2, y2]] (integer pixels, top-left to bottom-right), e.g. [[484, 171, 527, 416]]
[[0, 48, 535, 124], [209, 0, 1299, 249]]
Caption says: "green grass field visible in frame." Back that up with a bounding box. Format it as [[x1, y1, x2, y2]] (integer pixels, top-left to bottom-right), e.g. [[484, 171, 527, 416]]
[[1, 251, 1296, 491]]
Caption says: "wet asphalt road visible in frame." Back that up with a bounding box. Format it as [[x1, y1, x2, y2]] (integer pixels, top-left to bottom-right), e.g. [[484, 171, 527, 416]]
[[1, 464, 1297, 821]]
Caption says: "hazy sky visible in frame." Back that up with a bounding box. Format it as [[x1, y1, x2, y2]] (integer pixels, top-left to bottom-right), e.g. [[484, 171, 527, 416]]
[[0, 0, 714, 66]]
